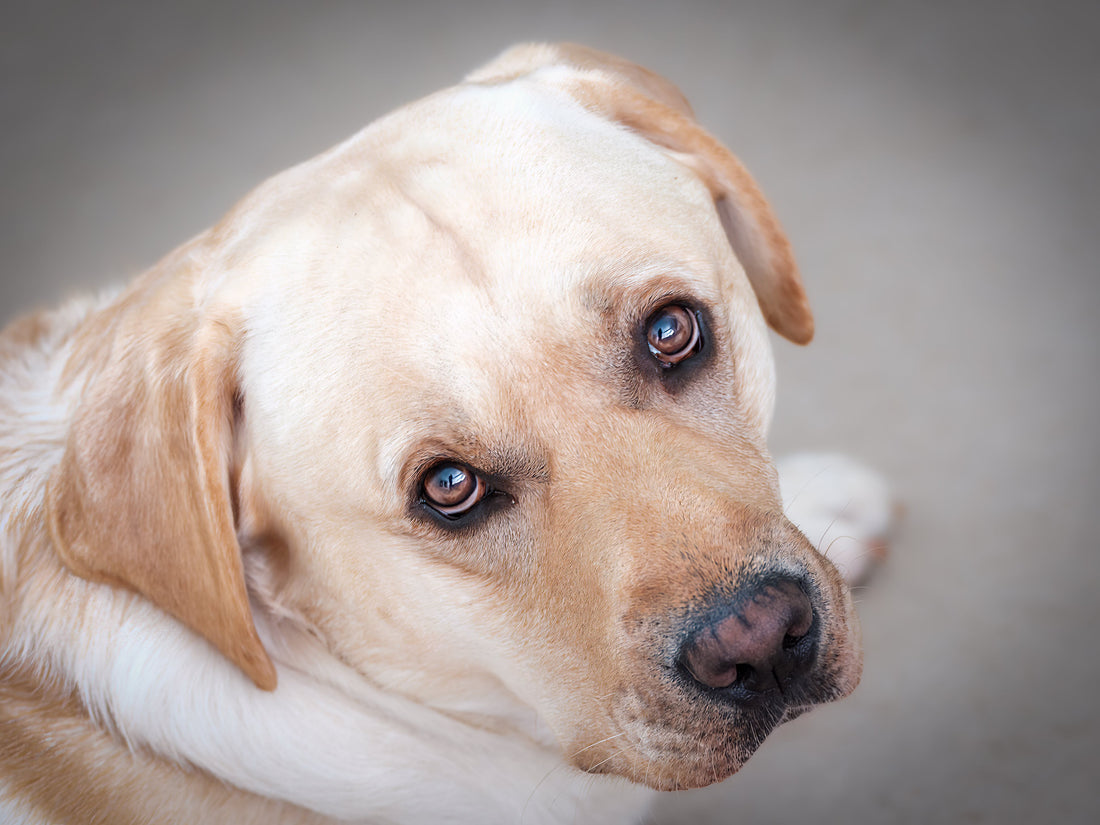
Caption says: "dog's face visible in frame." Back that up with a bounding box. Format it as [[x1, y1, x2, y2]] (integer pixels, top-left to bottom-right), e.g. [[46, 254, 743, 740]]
[[46, 45, 860, 791]]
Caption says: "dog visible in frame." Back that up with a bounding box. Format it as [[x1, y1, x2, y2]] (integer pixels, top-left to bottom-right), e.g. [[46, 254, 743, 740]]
[[0, 44, 892, 824]]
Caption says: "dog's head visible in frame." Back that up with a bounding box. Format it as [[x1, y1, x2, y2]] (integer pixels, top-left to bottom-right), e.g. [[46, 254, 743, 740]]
[[46, 44, 859, 790]]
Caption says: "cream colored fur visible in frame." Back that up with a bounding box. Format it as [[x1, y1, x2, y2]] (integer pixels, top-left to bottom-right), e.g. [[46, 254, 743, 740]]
[[0, 44, 890, 825]]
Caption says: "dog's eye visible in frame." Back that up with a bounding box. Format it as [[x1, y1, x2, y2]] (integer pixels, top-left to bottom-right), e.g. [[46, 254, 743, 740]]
[[646, 304, 702, 367], [420, 462, 487, 518]]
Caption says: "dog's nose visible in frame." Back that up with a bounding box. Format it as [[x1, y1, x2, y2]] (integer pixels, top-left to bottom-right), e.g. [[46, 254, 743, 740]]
[[679, 577, 816, 695]]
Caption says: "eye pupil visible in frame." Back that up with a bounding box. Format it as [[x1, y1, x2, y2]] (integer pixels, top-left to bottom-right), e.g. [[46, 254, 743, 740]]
[[426, 464, 473, 505], [647, 304, 701, 365], [654, 314, 687, 348], [422, 462, 485, 516]]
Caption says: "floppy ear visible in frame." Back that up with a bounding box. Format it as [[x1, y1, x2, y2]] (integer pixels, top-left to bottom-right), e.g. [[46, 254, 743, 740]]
[[470, 43, 814, 345], [45, 270, 277, 690]]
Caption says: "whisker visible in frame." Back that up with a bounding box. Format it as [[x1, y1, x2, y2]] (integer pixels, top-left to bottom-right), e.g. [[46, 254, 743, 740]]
[[522, 762, 567, 824], [570, 731, 627, 759], [816, 495, 856, 557], [523, 731, 630, 823], [821, 530, 880, 567], [781, 456, 839, 513], [585, 749, 621, 774]]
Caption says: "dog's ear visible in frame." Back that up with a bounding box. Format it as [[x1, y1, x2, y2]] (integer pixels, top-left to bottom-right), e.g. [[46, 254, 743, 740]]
[[45, 268, 277, 690], [469, 43, 814, 345]]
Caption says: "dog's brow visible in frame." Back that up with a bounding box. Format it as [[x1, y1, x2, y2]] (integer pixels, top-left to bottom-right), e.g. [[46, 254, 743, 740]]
[[489, 446, 551, 483], [405, 439, 551, 486], [579, 268, 712, 318]]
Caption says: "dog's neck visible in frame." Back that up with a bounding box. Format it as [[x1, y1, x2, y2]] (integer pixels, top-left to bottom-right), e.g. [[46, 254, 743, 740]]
[[0, 299, 654, 825]]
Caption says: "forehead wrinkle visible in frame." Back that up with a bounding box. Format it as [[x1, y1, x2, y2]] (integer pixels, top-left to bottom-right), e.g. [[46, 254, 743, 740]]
[[375, 159, 490, 288]]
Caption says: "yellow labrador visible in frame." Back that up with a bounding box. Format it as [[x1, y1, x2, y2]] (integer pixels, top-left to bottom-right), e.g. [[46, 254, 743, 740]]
[[0, 44, 888, 824]]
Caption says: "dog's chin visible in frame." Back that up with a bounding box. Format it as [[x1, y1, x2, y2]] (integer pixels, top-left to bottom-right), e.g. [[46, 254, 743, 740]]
[[780, 703, 813, 723], [575, 690, 837, 791], [571, 700, 787, 791], [578, 729, 769, 792]]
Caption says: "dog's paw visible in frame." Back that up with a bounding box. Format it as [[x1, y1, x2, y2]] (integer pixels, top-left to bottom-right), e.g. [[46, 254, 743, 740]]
[[776, 452, 896, 585]]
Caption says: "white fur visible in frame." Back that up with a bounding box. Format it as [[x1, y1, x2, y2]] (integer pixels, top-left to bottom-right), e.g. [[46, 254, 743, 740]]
[[21, 591, 649, 823]]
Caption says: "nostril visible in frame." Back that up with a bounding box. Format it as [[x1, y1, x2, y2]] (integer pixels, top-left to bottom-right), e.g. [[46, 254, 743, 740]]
[[678, 577, 818, 695], [783, 598, 813, 643]]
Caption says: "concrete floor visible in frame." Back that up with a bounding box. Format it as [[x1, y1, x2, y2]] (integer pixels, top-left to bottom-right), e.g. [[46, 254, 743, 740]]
[[3, 1, 1098, 822]]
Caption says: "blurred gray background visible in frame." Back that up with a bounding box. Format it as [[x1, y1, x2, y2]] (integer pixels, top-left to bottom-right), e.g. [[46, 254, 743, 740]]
[[3, 1, 1098, 822]]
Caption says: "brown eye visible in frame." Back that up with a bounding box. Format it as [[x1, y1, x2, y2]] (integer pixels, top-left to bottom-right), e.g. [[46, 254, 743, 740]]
[[646, 304, 701, 366], [421, 462, 487, 518]]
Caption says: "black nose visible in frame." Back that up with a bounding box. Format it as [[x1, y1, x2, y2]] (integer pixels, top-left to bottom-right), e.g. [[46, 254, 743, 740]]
[[679, 577, 817, 696]]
